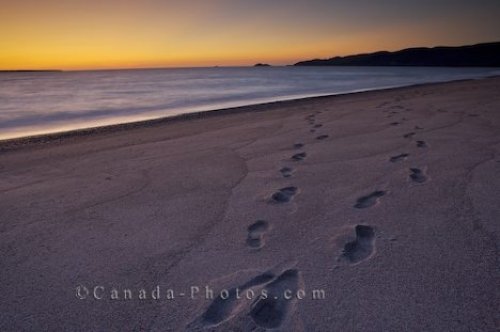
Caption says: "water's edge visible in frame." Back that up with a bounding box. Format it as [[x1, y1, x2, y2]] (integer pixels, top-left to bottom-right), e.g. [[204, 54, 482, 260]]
[[0, 76, 495, 151]]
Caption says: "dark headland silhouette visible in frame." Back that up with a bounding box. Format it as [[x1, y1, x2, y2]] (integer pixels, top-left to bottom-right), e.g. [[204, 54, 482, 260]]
[[294, 42, 500, 67]]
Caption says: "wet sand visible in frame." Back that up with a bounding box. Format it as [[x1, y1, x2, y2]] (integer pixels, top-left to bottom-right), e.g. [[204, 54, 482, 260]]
[[0, 77, 499, 331]]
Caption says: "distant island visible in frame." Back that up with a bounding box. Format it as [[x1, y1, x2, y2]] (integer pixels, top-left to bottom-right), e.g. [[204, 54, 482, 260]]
[[254, 63, 271, 67], [294, 42, 500, 67]]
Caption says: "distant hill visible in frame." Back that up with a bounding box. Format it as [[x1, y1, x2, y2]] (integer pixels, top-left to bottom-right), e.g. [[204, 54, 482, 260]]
[[294, 42, 500, 67]]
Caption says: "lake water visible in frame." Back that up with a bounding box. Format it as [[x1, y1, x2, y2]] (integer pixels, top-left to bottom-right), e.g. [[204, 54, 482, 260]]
[[1, 66, 498, 140]]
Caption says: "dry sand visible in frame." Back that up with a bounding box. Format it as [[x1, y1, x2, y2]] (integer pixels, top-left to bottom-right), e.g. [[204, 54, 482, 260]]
[[0, 78, 499, 331]]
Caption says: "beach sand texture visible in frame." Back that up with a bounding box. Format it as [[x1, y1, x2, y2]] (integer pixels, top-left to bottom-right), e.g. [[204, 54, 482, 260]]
[[0, 78, 499, 331]]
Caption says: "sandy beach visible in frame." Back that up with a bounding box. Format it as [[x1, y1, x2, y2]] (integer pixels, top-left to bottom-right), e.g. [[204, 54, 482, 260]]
[[0, 77, 499, 331]]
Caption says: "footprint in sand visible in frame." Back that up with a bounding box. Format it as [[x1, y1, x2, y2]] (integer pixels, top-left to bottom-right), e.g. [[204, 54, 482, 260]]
[[279, 166, 294, 178], [271, 187, 298, 203], [313, 124, 323, 128], [293, 143, 304, 149], [310, 129, 316, 133], [316, 135, 329, 140], [200, 272, 276, 326], [291, 152, 307, 161], [342, 225, 376, 264], [409, 168, 428, 183], [354, 191, 386, 209], [390, 122, 400, 126], [415, 126, 424, 130], [389, 153, 409, 163], [250, 269, 302, 329], [246, 220, 270, 249], [416, 140, 428, 148], [305, 115, 316, 125], [403, 132, 416, 139]]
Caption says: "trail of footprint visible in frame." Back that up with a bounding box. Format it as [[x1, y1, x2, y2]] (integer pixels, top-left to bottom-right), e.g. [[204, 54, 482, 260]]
[[291, 152, 307, 161], [271, 187, 298, 203], [409, 168, 428, 183], [389, 153, 409, 163], [316, 135, 329, 140], [250, 269, 301, 329], [342, 225, 376, 264], [416, 140, 428, 148], [354, 191, 386, 209], [246, 220, 270, 249], [201, 272, 276, 326], [279, 167, 294, 178]]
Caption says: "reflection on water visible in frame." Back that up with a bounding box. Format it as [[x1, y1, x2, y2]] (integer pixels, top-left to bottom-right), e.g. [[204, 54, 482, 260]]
[[0, 66, 498, 140]]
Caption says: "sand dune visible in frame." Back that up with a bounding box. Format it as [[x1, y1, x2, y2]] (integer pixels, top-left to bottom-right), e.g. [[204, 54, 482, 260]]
[[0, 78, 499, 331]]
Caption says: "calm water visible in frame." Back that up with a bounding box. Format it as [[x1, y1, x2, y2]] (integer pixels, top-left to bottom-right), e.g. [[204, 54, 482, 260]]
[[1, 66, 498, 140]]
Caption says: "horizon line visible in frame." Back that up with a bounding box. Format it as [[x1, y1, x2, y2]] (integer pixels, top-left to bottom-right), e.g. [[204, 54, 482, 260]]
[[2, 40, 499, 72]]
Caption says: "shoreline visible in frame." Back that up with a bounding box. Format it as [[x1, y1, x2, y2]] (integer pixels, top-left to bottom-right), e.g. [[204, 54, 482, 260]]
[[1, 76, 498, 330], [1, 75, 497, 152]]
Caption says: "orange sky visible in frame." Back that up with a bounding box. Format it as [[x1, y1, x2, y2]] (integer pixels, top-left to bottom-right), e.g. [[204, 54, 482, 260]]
[[1, 0, 500, 70]]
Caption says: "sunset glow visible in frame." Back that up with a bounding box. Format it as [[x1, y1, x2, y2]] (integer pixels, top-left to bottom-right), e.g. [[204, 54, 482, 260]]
[[2, 0, 500, 70]]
